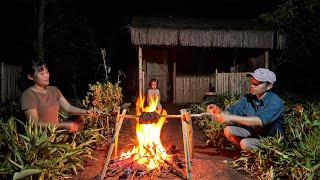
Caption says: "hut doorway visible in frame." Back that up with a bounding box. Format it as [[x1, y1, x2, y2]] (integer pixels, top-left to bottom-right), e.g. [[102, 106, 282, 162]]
[[146, 62, 168, 102], [144, 47, 169, 102]]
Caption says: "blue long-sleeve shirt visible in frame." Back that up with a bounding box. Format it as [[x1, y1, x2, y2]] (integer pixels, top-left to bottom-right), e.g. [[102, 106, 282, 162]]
[[227, 92, 285, 137]]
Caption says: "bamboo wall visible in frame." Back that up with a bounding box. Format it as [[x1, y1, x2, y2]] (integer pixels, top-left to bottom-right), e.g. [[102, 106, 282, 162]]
[[175, 75, 215, 103], [145, 62, 168, 102], [215, 72, 249, 97], [1, 63, 22, 103]]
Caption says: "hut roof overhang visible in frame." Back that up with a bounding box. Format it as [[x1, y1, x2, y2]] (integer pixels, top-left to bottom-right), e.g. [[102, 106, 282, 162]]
[[130, 17, 285, 49]]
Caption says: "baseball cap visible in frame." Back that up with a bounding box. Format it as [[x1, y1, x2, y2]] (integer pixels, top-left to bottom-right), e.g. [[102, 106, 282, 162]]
[[247, 68, 276, 84]]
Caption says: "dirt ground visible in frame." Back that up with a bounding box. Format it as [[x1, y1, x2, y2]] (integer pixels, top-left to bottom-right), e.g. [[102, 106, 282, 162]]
[[72, 103, 252, 180]]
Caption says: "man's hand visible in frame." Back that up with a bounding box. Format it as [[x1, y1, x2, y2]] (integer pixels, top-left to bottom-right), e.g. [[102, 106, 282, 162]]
[[207, 104, 232, 124], [207, 104, 222, 115], [214, 113, 231, 124]]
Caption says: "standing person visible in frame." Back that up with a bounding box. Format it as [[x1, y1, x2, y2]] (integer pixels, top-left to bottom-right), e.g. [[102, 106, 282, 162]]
[[147, 78, 162, 111], [207, 68, 285, 150], [20, 60, 100, 133]]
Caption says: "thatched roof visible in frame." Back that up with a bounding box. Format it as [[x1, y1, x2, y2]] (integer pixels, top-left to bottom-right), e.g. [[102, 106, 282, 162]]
[[130, 17, 285, 49]]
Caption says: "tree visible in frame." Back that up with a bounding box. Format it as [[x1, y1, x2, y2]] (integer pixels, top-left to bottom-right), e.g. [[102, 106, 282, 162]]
[[260, 0, 320, 94], [260, 0, 320, 66]]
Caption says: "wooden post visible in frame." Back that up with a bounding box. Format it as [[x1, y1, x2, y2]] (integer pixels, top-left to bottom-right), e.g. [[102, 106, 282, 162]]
[[138, 46, 143, 97], [181, 109, 193, 158], [1, 62, 5, 103], [173, 61, 176, 103], [142, 70, 145, 97], [180, 109, 192, 180], [264, 50, 269, 68], [114, 108, 121, 157], [172, 48, 177, 103], [100, 109, 127, 180], [186, 111, 194, 159]]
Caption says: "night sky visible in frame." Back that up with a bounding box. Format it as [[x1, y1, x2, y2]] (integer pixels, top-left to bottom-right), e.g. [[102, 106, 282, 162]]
[[1, 0, 272, 63], [1, 0, 319, 99]]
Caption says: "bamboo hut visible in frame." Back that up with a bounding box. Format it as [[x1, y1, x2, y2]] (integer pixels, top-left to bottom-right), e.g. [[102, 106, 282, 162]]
[[129, 17, 285, 103]]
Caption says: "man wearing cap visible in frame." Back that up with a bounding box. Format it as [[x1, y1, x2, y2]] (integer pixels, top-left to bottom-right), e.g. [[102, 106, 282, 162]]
[[207, 68, 285, 150]]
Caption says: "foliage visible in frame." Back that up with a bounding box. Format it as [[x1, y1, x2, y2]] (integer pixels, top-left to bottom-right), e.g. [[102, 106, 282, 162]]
[[260, 0, 320, 66], [189, 94, 240, 148], [0, 117, 96, 179], [81, 81, 123, 144], [230, 102, 320, 179]]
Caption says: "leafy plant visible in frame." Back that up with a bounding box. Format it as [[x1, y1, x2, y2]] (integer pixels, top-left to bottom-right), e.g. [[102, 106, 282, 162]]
[[0, 117, 96, 179], [189, 94, 240, 148]]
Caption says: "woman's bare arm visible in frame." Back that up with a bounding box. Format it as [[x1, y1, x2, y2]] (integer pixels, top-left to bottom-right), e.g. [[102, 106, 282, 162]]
[[58, 96, 87, 115]]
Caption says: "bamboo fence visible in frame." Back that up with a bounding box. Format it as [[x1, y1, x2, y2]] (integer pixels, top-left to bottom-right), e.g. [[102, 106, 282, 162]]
[[175, 75, 215, 103], [1, 62, 22, 103], [174, 73, 249, 103], [215, 72, 249, 97]]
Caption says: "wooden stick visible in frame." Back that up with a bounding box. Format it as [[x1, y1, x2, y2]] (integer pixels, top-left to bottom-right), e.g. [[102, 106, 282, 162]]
[[163, 159, 187, 179], [100, 109, 127, 180], [180, 109, 192, 180]]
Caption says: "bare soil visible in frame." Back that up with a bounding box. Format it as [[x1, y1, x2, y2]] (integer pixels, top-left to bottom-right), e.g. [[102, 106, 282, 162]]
[[72, 103, 252, 180]]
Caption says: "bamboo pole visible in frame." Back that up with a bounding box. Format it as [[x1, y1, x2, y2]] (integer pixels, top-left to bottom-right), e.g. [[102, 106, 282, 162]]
[[138, 46, 143, 97], [114, 108, 121, 157], [100, 109, 127, 180], [264, 50, 269, 68], [173, 61, 176, 103], [1, 62, 4, 103], [180, 109, 192, 180], [117, 113, 209, 119]]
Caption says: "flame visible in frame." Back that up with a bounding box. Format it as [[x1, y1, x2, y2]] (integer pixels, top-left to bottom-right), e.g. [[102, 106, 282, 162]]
[[120, 95, 170, 170]]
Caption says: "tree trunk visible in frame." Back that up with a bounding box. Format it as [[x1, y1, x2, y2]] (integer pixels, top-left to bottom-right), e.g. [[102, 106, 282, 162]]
[[37, 0, 45, 61]]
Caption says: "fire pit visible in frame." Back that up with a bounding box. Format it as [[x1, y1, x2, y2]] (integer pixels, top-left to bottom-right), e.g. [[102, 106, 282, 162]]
[[99, 96, 209, 180]]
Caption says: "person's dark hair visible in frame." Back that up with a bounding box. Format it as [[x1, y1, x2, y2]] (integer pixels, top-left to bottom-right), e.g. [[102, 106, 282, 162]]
[[25, 60, 48, 76], [18, 60, 48, 91], [148, 78, 158, 89]]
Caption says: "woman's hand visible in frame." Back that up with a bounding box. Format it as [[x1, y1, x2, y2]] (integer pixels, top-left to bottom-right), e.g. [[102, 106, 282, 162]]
[[86, 107, 104, 116], [68, 122, 79, 133]]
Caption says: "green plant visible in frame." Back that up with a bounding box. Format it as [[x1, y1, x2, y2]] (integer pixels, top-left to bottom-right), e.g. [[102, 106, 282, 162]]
[[0, 117, 95, 179], [189, 94, 239, 148], [81, 81, 123, 144]]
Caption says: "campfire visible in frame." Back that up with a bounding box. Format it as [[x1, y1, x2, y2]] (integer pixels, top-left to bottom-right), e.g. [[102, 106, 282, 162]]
[[99, 95, 201, 179], [119, 96, 171, 171]]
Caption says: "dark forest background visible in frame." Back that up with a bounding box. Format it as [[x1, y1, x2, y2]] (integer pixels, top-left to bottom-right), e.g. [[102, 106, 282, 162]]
[[1, 0, 320, 100]]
